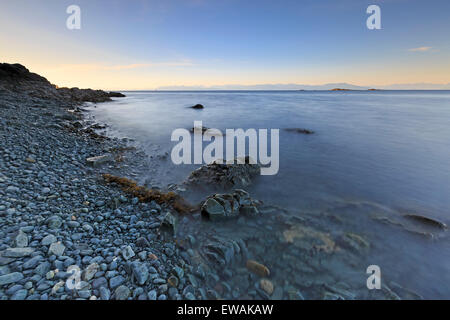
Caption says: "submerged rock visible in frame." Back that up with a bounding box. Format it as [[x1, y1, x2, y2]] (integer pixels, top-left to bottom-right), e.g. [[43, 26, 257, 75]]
[[282, 225, 337, 254], [284, 128, 315, 134], [404, 214, 447, 230], [337, 233, 370, 253], [201, 236, 243, 266], [246, 260, 270, 277], [189, 125, 210, 134]]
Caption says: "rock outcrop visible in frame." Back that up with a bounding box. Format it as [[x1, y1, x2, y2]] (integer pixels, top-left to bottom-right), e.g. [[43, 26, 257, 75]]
[[0, 63, 125, 103], [186, 156, 260, 188], [201, 189, 260, 221]]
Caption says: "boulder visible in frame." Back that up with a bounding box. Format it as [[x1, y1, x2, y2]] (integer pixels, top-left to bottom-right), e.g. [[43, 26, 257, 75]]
[[201, 189, 259, 221], [159, 212, 178, 235], [186, 156, 260, 188]]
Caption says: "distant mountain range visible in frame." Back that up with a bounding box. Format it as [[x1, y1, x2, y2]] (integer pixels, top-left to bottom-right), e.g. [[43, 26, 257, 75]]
[[156, 82, 450, 91]]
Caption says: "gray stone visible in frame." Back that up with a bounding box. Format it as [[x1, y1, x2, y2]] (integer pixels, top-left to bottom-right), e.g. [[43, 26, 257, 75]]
[[147, 290, 157, 300], [23, 255, 42, 269], [41, 234, 57, 246], [82, 263, 99, 281], [0, 272, 24, 286], [86, 155, 113, 167], [6, 186, 19, 193], [41, 187, 51, 194], [131, 261, 149, 285], [185, 292, 196, 300], [67, 221, 80, 228], [78, 290, 91, 299], [109, 275, 125, 289], [11, 289, 28, 300], [46, 215, 62, 229], [121, 246, 135, 260], [159, 212, 178, 235], [135, 237, 149, 247], [3, 247, 34, 258], [92, 277, 107, 289], [48, 242, 65, 256], [100, 286, 110, 300], [13, 230, 28, 248], [172, 266, 184, 279], [114, 285, 130, 300], [34, 262, 51, 276]]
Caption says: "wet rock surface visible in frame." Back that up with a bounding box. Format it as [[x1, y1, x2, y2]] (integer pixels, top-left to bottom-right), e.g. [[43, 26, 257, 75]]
[[201, 189, 259, 221], [185, 156, 260, 189]]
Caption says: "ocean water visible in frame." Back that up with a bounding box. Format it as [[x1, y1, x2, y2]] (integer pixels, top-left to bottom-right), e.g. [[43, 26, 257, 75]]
[[87, 90, 450, 298]]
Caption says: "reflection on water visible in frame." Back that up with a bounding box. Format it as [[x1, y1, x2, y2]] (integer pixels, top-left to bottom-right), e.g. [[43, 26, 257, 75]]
[[88, 90, 450, 299]]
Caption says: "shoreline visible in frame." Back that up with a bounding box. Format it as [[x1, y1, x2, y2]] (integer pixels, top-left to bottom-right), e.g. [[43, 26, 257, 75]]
[[1, 63, 443, 300], [0, 63, 204, 300]]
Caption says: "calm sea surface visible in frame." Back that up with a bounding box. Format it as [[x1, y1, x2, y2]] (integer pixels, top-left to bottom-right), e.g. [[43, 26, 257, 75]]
[[88, 90, 450, 298]]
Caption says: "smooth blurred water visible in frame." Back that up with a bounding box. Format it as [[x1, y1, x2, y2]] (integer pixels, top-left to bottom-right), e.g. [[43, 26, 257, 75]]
[[88, 90, 450, 298], [89, 90, 450, 220]]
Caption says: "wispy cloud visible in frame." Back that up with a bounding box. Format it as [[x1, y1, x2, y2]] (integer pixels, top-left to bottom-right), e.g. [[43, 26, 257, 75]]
[[408, 46, 433, 52], [51, 61, 194, 72]]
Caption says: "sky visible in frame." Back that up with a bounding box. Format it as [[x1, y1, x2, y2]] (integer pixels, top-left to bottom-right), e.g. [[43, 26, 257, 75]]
[[0, 0, 449, 90]]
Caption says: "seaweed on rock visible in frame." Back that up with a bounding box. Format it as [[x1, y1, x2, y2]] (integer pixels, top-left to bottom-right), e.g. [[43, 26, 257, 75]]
[[102, 173, 195, 214]]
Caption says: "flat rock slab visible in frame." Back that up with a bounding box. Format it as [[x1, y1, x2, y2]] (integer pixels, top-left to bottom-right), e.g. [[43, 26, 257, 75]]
[[86, 154, 113, 167], [2, 247, 34, 258], [0, 272, 24, 286]]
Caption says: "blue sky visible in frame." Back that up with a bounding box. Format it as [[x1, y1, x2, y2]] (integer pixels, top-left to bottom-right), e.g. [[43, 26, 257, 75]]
[[1, 0, 449, 89]]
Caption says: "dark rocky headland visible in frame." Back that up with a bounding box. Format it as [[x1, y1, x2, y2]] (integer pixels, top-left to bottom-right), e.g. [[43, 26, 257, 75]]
[[0, 63, 433, 300]]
